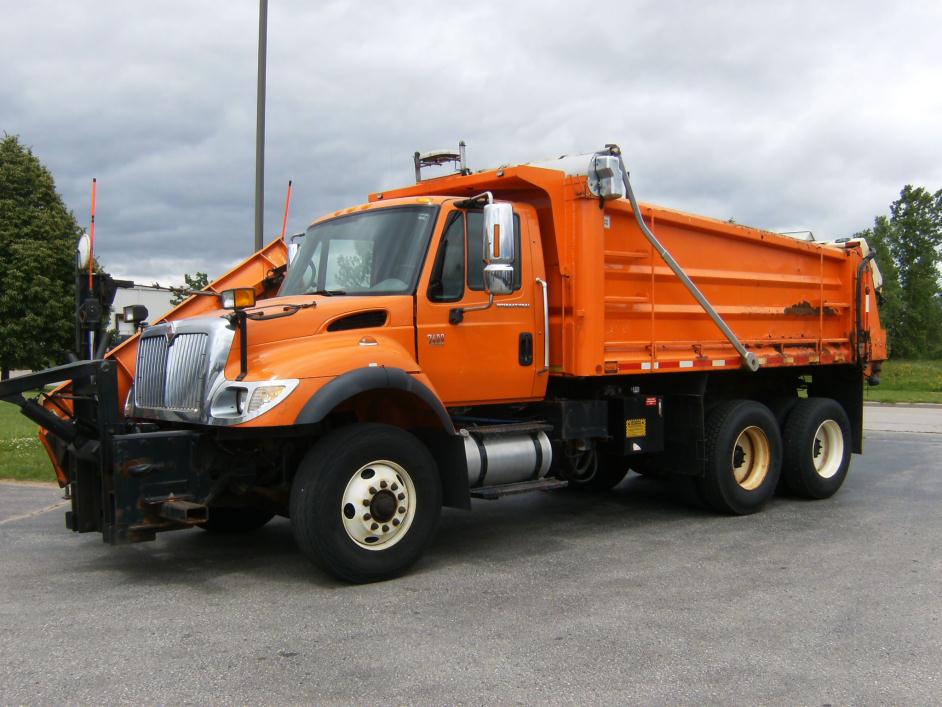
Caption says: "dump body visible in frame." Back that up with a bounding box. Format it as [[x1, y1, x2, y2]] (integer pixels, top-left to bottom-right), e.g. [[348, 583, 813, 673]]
[[374, 161, 886, 379]]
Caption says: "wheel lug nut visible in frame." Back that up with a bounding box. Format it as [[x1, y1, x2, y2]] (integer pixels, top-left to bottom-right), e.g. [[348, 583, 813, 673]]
[[397, 492, 405, 500], [382, 524, 389, 532], [380, 480, 387, 488], [391, 483, 398, 491], [371, 522, 379, 530], [392, 518, 400, 526], [398, 506, 406, 514], [362, 499, 370, 506], [363, 513, 371, 521], [369, 486, 377, 495]]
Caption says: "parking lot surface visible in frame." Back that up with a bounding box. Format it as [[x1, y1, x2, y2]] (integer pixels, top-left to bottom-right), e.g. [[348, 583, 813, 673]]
[[0, 409, 939, 704]]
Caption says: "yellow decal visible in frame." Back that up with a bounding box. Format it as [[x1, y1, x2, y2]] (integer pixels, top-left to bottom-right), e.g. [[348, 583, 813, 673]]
[[625, 419, 646, 438]]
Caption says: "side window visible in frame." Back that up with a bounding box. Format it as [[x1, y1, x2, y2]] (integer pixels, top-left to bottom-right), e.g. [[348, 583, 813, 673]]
[[427, 213, 465, 302], [467, 212, 522, 291]]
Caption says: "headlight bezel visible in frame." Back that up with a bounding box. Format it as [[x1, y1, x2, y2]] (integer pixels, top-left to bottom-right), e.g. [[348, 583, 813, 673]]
[[208, 378, 299, 424]]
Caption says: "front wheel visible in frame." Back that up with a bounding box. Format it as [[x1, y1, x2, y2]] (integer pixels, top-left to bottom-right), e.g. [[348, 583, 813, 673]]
[[290, 424, 442, 583], [781, 398, 852, 499]]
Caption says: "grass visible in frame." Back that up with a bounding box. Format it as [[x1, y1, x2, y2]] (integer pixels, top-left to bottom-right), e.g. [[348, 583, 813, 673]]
[[0, 394, 59, 483], [864, 359, 942, 404]]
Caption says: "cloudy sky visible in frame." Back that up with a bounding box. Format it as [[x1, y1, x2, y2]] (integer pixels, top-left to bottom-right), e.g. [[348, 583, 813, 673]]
[[3, 1, 941, 285]]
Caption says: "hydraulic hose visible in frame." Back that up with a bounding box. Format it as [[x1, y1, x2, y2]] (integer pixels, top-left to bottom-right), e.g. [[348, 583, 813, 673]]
[[855, 250, 877, 363]]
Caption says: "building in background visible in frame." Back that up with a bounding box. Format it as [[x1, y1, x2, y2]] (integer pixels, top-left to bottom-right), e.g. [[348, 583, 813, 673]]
[[111, 284, 175, 337]]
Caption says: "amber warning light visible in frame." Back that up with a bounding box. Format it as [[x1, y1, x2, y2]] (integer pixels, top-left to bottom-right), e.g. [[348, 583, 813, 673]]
[[220, 288, 257, 310]]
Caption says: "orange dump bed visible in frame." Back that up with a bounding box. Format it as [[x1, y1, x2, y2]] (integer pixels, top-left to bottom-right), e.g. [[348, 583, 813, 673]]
[[375, 163, 886, 378]]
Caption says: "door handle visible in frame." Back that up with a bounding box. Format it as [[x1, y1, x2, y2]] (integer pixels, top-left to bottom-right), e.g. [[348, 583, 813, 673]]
[[518, 333, 533, 366]]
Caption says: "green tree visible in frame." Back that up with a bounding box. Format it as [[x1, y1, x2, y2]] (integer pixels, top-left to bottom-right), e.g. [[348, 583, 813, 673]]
[[335, 241, 373, 289], [170, 271, 210, 305], [0, 134, 82, 379], [856, 185, 942, 358]]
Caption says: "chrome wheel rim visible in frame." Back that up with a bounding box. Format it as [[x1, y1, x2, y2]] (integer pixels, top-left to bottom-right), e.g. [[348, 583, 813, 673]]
[[731, 426, 771, 491], [812, 420, 843, 479], [340, 460, 416, 550]]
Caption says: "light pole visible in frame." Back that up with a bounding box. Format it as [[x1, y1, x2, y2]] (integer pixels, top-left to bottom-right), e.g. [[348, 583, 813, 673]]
[[254, 0, 268, 252]]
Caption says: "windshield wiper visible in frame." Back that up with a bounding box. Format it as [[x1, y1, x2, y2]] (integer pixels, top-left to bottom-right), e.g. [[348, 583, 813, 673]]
[[309, 289, 347, 296]]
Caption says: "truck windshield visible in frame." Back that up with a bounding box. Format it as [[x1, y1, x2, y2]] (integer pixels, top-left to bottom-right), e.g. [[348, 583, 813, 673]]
[[280, 205, 437, 296]]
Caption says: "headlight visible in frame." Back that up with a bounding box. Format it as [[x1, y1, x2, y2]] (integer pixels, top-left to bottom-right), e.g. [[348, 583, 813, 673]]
[[247, 385, 287, 415], [208, 379, 298, 423]]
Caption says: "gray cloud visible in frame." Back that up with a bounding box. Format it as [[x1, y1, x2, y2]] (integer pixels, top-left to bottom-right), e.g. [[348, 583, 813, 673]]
[[2, 1, 940, 284]]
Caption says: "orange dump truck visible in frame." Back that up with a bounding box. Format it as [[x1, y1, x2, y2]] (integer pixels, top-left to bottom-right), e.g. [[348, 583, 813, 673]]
[[0, 144, 886, 582]]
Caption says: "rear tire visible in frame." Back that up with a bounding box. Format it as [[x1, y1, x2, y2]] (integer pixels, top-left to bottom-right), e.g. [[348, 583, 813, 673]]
[[198, 507, 274, 534], [697, 400, 782, 515], [290, 424, 442, 583], [781, 398, 852, 499]]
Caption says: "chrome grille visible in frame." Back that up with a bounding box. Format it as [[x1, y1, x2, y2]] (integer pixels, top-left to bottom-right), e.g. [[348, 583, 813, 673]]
[[135, 333, 209, 411]]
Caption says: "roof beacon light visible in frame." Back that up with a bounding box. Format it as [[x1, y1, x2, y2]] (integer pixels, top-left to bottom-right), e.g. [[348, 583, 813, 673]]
[[414, 140, 468, 182]]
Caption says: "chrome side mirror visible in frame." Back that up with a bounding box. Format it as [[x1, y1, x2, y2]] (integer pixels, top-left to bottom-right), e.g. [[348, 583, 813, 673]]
[[484, 264, 514, 295], [482, 202, 515, 295], [483, 202, 514, 265]]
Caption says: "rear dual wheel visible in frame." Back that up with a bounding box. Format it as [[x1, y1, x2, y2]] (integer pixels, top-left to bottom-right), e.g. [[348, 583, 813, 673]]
[[781, 398, 852, 499], [697, 400, 782, 515]]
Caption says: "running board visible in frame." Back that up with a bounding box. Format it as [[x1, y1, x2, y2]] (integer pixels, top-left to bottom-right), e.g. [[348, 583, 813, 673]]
[[470, 478, 568, 500]]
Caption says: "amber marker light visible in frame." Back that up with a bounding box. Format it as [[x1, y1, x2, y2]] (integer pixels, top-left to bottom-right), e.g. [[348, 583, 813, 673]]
[[220, 288, 257, 310]]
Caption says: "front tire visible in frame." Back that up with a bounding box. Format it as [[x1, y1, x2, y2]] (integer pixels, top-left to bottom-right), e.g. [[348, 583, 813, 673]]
[[290, 424, 442, 583], [697, 400, 782, 515], [781, 398, 852, 499]]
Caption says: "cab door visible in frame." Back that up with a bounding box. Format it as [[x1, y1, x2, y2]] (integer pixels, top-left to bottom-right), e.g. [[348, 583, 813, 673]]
[[415, 203, 544, 406]]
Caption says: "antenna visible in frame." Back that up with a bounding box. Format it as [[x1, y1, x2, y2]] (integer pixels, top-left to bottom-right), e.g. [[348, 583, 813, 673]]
[[280, 180, 293, 240], [88, 178, 96, 291]]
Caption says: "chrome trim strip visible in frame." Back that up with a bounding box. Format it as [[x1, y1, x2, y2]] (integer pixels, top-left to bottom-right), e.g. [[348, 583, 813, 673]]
[[536, 277, 549, 373]]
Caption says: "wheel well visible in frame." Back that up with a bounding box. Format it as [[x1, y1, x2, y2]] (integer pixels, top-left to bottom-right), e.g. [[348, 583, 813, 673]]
[[301, 387, 470, 510], [332, 389, 445, 430]]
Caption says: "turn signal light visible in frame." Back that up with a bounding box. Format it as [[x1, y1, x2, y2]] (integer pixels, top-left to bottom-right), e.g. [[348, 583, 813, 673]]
[[220, 288, 256, 310]]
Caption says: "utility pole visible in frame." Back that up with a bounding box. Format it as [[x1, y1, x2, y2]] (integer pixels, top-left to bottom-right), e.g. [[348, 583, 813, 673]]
[[254, 0, 268, 252]]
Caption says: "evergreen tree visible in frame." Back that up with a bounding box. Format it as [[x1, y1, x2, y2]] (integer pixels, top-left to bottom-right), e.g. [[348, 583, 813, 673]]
[[0, 135, 82, 379], [170, 271, 210, 305], [857, 186, 942, 358]]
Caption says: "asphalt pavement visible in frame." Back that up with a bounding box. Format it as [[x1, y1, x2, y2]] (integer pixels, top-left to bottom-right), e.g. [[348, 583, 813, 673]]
[[0, 406, 939, 704]]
